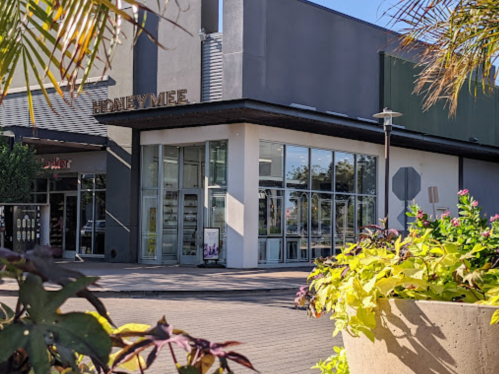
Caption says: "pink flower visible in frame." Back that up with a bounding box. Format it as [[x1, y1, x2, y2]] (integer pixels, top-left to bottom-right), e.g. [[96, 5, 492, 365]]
[[482, 231, 491, 238], [441, 212, 450, 219], [423, 220, 430, 227], [472, 201, 479, 207], [451, 218, 460, 227], [490, 214, 499, 223], [458, 189, 469, 196]]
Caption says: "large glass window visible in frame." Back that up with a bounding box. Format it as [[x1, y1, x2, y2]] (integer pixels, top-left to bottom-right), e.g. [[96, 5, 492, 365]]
[[311, 149, 332, 191], [142, 146, 159, 189], [357, 196, 376, 230], [183, 146, 205, 189], [141, 191, 158, 260], [258, 190, 284, 264], [259, 142, 284, 188], [141, 145, 159, 260], [285, 191, 308, 262], [286, 146, 309, 189], [335, 152, 355, 193], [209, 141, 228, 186], [357, 155, 377, 195], [163, 146, 179, 189], [258, 141, 377, 264], [208, 189, 227, 261], [335, 195, 355, 249]]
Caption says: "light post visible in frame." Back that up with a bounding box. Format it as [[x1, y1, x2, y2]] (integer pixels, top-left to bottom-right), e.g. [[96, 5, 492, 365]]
[[373, 108, 403, 228]]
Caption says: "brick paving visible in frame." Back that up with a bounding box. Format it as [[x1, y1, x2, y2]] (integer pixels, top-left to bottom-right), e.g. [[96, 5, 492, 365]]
[[0, 293, 341, 374], [1, 262, 314, 294]]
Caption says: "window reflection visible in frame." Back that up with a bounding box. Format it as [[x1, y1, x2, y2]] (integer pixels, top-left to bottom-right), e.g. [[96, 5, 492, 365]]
[[163, 146, 179, 189], [183, 146, 205, 189], [335, 194, 356, 248], [335, 152, 355, 193], [142, 146, 159, 189], [285, 191, 308, 262], [286, 146, 309, 189], [357, 196, 376, 230], [311, 149, 332, 191], [209, 189, 227, 261], [258, 141, 377, 263], [357, 155, 376, 195], [259, 142, 283, 188], [209, 141, 228, 186]]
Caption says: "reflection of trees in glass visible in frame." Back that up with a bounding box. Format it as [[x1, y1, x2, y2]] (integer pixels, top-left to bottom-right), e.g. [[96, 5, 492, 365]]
[[357, 156, 376, 195], [286, 165, 309, 187], [312, 194, 332, 236], [335, 159, 355, 192], [335, 196, 355, 244], [286, 192, 308, 236]]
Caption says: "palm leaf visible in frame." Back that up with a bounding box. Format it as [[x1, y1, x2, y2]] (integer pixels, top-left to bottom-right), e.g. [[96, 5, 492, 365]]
[[0, 0, 191, 124], [388, 0, 499, 115]]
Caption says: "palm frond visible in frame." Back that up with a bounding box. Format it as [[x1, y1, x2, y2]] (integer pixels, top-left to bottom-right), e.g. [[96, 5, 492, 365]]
[[388, 0, 499, 115], [0, 0, 191, 123]]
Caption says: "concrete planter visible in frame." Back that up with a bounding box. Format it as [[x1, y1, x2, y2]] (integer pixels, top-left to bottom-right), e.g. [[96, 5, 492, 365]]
[[343, 299, 499, 374]]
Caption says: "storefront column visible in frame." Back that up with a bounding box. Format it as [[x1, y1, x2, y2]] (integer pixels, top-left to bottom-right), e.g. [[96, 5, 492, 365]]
[[227, 123, 259, 268], [105, 126, 141, 262]]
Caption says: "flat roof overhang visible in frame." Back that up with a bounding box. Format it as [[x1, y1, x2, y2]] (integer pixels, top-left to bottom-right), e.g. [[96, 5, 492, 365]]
[[95, 98, 499, 163], [1, 126, 107, 154]]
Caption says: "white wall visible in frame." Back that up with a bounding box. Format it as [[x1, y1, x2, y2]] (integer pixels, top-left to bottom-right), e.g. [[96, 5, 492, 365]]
[[389, 148, 459, 232], [141, 124, 460, 267]]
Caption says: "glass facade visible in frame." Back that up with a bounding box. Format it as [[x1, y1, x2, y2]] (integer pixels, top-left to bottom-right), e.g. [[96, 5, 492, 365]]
[[259, 141, 377, 264], [32, 173, 106, 255], [140, 141, 228, 264]]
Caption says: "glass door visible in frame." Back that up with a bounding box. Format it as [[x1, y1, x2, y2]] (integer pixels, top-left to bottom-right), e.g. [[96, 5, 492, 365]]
[[49, 193, 65, 250], [64, 193, 78, 252], [180, 192, 202, 264]]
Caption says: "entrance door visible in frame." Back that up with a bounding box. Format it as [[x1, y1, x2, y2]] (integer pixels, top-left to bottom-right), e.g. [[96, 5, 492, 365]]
[[179, 192, 202, 265], [49, 192, 77, 256], [64, 194, 78, 252]]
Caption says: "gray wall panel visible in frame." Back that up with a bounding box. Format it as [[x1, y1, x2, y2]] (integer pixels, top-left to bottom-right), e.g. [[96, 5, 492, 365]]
[[223, 0, 401, 118], [463, 158, 499, 217]]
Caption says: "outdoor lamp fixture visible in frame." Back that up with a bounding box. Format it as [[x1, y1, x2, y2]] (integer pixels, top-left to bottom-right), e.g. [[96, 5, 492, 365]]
[[373, 108, 403, 228]]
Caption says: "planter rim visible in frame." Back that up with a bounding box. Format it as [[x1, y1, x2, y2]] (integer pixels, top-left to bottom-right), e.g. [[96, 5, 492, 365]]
[[379, 297, 499, 310]]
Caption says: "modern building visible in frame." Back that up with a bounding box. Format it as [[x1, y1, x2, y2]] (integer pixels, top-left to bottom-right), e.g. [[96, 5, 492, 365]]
[[3, 0, 499, 267]]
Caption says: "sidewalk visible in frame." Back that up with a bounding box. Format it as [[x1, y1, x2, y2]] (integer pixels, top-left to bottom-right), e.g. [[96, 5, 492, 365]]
[[0, 261, 313, 296]]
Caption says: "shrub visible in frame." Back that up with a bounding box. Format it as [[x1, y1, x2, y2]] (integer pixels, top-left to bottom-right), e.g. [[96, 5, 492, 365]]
[[298, 190, 499, 372], [0, 139, 42, 203]]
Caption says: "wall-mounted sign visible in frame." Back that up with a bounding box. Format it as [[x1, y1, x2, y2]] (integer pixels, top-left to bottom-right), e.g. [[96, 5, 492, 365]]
[[203, 227, 220, 261], [92, 89, 188, 115], [39, 157, 73, 170]]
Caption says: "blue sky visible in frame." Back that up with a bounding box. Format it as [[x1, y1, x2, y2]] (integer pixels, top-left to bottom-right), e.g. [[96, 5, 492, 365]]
[[218, 0, 393, 30]]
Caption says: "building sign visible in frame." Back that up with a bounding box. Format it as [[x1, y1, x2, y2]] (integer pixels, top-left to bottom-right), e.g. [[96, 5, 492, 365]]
[[203, 227, 220, 261], [39, 157, 73, 170], [92, 89, 188, 115]]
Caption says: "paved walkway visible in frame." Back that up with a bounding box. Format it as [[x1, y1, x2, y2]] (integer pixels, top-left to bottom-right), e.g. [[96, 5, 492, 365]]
[[1, 293, 340, 374], [1, 261, 313, 296]]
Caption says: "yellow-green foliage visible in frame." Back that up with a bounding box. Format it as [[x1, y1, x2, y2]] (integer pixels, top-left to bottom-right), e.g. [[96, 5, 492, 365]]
[[307, 191, 499, 342]]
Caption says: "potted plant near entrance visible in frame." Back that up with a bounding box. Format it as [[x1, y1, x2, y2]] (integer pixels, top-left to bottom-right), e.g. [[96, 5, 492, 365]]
[[298, 190, 499, 374]]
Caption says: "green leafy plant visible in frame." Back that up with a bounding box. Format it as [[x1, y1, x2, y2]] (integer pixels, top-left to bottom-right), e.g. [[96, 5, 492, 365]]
[[0, 247, 257, 374], [298, 190, 499, 373], [0, 139, 43, 203], [311, 346, 349, 374]]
